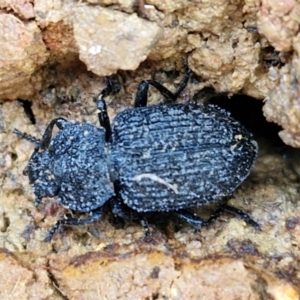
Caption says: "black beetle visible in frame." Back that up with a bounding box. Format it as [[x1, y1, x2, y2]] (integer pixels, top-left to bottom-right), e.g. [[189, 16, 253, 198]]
[[14, 68, 259, 241]]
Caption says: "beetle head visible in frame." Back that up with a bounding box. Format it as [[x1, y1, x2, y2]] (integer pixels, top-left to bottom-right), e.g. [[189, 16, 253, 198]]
[[24, 147, 60, 202], [13, 129, 60, 203]]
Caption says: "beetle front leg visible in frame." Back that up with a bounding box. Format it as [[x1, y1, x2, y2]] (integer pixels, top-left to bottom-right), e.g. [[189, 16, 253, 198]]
[[14, 118, 68, 151], [39, 117, 69, 150], [44, 206, 105, 242]]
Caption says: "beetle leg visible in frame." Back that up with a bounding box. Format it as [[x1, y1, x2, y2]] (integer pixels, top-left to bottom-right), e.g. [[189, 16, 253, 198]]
[[44, 206, 105, 242], [96, 99, 112, 143], [110, 181, 141, 222], [210, 203, 260, 229], [175, 203, 259, 230], [134, 80, 176, 107], [134, 65, 192, 108], [110, 196, 151, 236], [174, 209, 209, 229], [95, 76, 121, 142], [99, 76, 121, 99], [39, 117, 69, 150]]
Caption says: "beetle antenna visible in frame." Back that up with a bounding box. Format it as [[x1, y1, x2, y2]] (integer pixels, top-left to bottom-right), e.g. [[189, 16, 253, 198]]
[[13, 129, 41, 147]]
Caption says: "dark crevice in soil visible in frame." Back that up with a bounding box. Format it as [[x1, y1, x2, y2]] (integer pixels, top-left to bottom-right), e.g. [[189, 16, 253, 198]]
[[205, 93, 283, 146], [47, 269, 69, 300], [18, 99, 36, 124]]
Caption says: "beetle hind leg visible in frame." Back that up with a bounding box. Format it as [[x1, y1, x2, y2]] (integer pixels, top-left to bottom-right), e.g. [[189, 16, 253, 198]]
[[174, 203, 259, 231], [210, 203, 260, 229]]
